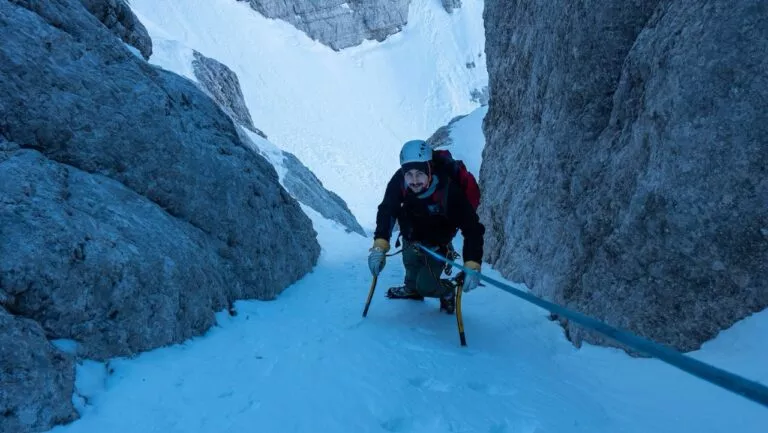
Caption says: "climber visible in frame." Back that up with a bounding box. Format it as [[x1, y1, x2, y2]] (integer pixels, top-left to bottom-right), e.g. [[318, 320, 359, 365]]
[[367, 139, 485, 314]]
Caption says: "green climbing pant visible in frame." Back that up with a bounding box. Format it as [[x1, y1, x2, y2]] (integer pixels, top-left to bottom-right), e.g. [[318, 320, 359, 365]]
[[402, 240, 452, 298]]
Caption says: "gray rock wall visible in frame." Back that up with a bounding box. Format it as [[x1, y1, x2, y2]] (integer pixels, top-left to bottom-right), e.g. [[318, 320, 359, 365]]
[[192, 50, 264, 136], [441, 0, 461, 14], [425, 114, 468, 149], [1, 0, 320, 308], [0, 307, 76, 433], [79, 0, 152, 59], [481, 0, 767, 352], [238, 0, 411, 50], [0, 144, 233, 360], [1, 1, 321, 430], [282, 151, 366, 236]]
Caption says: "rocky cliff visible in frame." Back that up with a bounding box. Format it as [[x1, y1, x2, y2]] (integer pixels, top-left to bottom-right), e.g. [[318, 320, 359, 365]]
[[480, 0, 767, 352], [237, 0, 411, 50], [237, 0, 466, 50], [0, 307, 76, 433], [191, 50, 264, 136], [79, 0, 152, 59], [0, 0, 320, 431]]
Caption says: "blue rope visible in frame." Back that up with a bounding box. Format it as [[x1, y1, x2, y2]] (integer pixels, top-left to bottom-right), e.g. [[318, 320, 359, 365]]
[[416, 244, 768, 409]]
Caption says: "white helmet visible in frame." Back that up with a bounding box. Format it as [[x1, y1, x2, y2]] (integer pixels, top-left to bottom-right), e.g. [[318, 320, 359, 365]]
[[399, 139, 431, 166]]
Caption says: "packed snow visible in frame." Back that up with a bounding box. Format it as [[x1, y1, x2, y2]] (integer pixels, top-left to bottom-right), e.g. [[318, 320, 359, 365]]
[[47, 0, 768, 432]]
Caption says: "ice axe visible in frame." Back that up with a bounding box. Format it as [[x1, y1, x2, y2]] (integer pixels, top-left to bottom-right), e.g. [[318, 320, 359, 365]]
[[362, 248, 404, 318], [361, 272, 382, 319], [362, 275, 378, 317], [454, 272, 467, 346]]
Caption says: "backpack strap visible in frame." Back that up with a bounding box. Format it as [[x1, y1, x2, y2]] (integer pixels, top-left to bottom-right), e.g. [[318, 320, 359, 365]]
[[432, 150, 480, 210]]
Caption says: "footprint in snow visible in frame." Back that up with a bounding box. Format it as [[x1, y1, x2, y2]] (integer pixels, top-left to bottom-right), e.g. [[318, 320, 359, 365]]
[[407, 376, 453, 392], [399, 342, 460, 357], [412, 327, 436, 336]]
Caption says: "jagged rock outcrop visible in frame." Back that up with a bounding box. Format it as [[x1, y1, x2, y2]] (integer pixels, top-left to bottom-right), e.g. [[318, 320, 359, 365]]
[[0, 141, 237, 359], [1, 1, 321, 429], [79, 0, 152, 59], [441, 0, 461, 14], [0, 307, 76, 433], [191, 50, 265, 137], [481, 0, 768, 352], [470, 86, 489, 106], [237, 0, 410, 50], [281, 151, 366, 236], [426, 114, 468, 149]]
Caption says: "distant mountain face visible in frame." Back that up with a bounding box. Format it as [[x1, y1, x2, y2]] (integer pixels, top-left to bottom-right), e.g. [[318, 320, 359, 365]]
[[236, 0, 409, 50], [480, 0, 768, 353], [236, 0, 462, 50]]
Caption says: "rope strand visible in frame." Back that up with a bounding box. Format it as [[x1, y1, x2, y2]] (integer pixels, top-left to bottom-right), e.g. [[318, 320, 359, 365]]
[[415, 244, 768, 410]]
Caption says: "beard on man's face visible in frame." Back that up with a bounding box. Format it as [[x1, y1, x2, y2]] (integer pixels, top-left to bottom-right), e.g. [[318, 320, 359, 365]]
[[408, 182, 426, 193]]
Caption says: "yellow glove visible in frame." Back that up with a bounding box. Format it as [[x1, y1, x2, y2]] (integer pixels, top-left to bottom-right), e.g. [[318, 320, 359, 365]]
[[372, 239, 390, 252]]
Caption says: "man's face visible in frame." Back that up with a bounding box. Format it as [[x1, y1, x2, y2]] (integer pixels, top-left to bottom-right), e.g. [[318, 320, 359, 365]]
[[404, 169, 430, 194]]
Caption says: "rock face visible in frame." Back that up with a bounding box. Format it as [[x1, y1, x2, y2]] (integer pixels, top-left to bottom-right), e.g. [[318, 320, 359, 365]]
[[0, 2, 321, 429], [0, 142, 235, 360], [470, 86, 489, 106], [441, 0, 461, 14], [1, 0, 320, 355], [481, 0, 768, 352], [78, 0, 152, 59], [191, 50, 265, 137], [425, 114, 468, 149], [238, 0, 411, 50], [0, 307, 76, 433], [281, 151, 366, 236]]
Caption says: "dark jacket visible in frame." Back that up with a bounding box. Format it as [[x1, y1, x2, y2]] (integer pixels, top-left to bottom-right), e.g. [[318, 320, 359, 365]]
[[373, 168, 485, 263]]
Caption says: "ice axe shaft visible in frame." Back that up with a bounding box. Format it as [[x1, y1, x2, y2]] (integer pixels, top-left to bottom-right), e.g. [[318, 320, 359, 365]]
[[362, 275, 378, 317], [456, 280, 467, 346]]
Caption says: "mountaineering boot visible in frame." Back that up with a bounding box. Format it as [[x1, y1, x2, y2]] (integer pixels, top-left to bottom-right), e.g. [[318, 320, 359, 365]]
[[386, 285, 424, 301]]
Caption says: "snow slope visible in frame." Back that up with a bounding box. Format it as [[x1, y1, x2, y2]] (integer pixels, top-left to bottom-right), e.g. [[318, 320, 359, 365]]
[[44, 2, 767, 432], [129, 0, 488, 229], [50, 108, 767, 433]]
